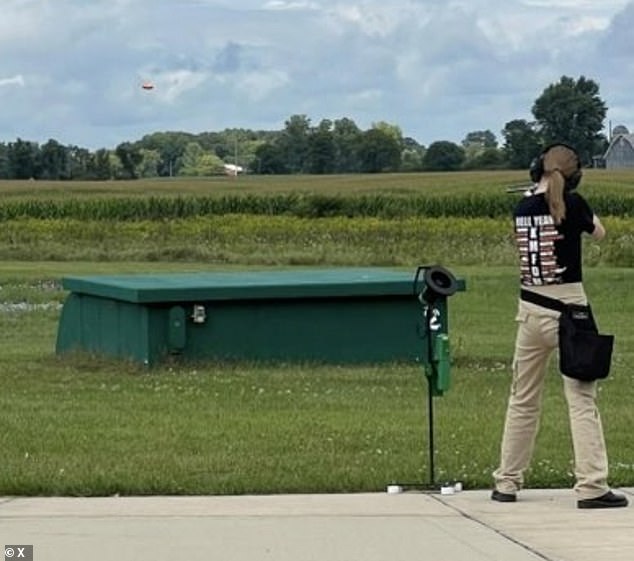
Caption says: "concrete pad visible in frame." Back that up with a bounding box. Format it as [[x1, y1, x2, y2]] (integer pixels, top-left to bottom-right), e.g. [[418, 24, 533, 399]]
[[1, 493, 544, 561], [437, 487, 634, 561]]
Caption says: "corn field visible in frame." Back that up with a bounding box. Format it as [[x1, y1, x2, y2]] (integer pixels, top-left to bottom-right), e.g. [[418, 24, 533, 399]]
[[0, 172, 631, 266], [0, 191, 631, 221]]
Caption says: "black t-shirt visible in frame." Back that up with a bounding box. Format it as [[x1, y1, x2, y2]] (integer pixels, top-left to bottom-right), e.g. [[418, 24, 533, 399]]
[[513, 192, 596, 285]]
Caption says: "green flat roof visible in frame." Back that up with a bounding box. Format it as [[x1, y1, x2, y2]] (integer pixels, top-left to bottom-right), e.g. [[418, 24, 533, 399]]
[[62, 268, 465, 304]]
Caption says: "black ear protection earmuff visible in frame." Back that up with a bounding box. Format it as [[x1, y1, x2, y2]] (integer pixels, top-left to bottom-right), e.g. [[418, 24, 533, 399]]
[[529, 143, 582, 191]]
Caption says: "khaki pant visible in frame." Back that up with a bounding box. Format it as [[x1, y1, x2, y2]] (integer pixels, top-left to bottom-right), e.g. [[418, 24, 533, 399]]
[[493, 286, 609, 500]]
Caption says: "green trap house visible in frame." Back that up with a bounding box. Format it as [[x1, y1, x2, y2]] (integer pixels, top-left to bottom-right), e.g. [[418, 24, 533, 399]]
[[56, 267, 464, 386]]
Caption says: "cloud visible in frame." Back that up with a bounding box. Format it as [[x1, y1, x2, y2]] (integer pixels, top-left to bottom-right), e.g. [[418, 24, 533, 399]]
[[264, 0, 320, 10], [150, 70, 209, 103], [328, 3, 408, 37], [0, 0, 633, 149], [231, 69, 291, 101], [0, 74, 25, 87], [212, 42, 265, 74]]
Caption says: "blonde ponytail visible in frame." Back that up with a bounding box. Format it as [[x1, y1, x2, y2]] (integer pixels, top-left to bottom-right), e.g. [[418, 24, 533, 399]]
[[541, 145, 580, 225], [545, 170, 566, 225]]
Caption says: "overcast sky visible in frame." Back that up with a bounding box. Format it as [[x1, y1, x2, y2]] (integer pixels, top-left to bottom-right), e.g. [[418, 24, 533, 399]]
[[1, 0, 633, 150]]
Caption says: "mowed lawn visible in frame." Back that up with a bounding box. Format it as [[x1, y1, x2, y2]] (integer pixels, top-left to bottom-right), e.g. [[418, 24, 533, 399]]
[[0, 262, 632, 496]]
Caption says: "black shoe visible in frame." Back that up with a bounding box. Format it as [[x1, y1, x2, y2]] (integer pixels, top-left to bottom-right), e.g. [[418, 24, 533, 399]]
[[491, 489, 517, 503], [577, 491, 629, 509]]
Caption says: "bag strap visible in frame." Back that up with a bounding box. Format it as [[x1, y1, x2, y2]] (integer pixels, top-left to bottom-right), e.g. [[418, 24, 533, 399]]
[[519, 289, 567, 313]]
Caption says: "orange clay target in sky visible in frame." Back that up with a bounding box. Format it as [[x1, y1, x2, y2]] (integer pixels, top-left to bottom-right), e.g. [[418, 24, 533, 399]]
[[141, 81, 154, 90]]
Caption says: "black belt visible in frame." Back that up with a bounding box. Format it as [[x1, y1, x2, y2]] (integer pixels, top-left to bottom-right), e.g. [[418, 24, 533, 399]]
[[519, 289, 567, 313]]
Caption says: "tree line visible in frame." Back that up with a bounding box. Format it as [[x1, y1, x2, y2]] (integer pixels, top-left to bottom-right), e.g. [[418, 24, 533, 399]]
[[0, 75, 611, 180]]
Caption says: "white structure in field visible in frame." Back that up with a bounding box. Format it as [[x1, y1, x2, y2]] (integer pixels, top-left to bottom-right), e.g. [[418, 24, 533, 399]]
[[223, 163, 244, 176]]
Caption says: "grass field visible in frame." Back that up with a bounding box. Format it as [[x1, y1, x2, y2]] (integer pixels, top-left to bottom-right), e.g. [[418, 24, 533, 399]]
[[0, 170, 632, 496], [1, 263, 632, 496], [0, 215, 631, 266]]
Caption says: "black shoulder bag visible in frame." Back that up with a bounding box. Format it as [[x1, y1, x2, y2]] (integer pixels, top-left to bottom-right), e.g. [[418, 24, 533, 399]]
[[520, 289, 614, 381]]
